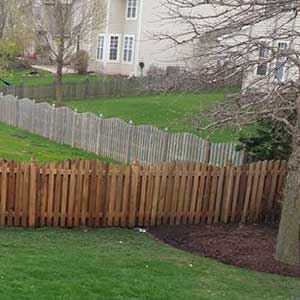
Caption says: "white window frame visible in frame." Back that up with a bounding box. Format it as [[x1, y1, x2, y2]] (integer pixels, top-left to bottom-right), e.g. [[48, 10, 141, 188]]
[[274, 40, 289, 82], [122, 35, 135, 64], [96, 34, 105, 61], [108, 34, 121, 63], [255, 40, 270, 77], [126, 0, 138, 20]]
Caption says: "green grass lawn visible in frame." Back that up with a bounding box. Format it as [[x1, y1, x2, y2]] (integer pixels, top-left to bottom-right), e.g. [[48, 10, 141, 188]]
[[0, 228, 298, 300], [0, 68, 102, 85], [59, 90, 250, 143], [0, 122, 113, 162]]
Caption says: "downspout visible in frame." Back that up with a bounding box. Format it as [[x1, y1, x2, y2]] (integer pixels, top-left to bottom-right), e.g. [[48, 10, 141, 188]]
[[135, 0, 144, 76], [104, 0, 111, 71]]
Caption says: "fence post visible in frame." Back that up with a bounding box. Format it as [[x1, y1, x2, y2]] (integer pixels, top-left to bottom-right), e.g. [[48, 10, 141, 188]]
[[128, 161, 140, 228], [163, 128, 169, 162], [16, 99, 20, 127], [29, 163, 37, 227], [127, 121, 134, 163], [71, 109, 77, 147], [84, 79, 89, 98], [204, 141, 211, 164]]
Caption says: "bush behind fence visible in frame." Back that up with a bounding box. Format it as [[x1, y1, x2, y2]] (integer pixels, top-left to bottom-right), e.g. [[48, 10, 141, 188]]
[[0, 95, 245, 165], [0, 159, 286, 228], [0, 73, 241, 101], [0, 77, 144, 100]]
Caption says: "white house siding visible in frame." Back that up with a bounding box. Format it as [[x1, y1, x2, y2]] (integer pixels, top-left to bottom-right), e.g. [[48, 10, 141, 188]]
[[242, 12, 300, 90]]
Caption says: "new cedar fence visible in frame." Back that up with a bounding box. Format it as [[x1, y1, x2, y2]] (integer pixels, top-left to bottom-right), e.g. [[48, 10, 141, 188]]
[[0, 160, 286, 228], [0, 95, 246, 165]]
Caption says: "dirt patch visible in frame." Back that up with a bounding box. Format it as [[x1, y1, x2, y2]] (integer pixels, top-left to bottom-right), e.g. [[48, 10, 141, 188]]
[[149, 224, 300, 278]]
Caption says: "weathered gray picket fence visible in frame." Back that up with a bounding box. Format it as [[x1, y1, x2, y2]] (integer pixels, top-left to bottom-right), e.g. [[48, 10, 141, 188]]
[[0, 95, 246, 165]]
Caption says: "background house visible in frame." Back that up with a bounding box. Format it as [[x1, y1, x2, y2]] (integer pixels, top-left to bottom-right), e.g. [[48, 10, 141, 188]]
[[241, 8, 300, 90], [87, 0, 192, 76]]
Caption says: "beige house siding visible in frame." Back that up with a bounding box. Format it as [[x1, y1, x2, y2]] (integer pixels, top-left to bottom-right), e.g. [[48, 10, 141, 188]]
[[89, 0, 140, 75], [136, 0, 191, 75], [242, 13, 300, 90]]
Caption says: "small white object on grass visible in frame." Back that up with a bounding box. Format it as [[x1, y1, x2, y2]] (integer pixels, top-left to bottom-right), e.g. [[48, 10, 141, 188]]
[[75, 108, 78, 112], [189, 264, 193, 267], [137, 228, 147, 233]]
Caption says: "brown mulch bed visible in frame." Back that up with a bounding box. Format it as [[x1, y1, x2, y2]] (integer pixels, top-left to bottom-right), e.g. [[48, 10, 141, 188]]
[[149, 224, 300, 278]]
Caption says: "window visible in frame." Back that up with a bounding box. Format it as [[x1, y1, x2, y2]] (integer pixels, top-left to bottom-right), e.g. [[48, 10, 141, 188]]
[[256, 42, 269, 76], [127, 0, 138, 19], [274, 42, 288, 81], [123, 35, 134, 63], [96, 35, 105, 61], [109, 35, 119, 61], [257, 64, 268, 76]]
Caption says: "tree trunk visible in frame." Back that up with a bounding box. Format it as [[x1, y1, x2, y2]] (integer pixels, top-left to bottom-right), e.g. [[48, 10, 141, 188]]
[[276, 97, 300, 266], [55, 63, 63, 101], [55, 34, 64, 102]]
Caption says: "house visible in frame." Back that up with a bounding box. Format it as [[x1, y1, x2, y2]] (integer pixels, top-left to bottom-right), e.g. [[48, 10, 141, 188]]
[[87, 0, 191, 76], [241, 6, 299, 90]]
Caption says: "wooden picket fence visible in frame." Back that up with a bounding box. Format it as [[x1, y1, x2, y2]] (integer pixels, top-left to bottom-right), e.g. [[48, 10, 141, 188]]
[[0, 95, 246, 165], [0, 159, 286, 228]]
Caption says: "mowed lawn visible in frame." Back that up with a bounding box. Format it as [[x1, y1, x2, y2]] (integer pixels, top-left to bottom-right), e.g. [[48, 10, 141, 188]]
[[0, 228, 298, 300], [0, 68, 104, 85], [59, 89, 247, 143], [0, 122, 112, 162]]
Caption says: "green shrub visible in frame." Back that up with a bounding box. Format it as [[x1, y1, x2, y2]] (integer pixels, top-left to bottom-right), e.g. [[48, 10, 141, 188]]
[[238, 119, 292, 161]]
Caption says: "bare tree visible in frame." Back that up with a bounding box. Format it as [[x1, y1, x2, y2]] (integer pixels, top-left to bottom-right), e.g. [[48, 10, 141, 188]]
[[0, 1, 33, 72], [28, 0, 106, 99], [159, 0, 300, 266]]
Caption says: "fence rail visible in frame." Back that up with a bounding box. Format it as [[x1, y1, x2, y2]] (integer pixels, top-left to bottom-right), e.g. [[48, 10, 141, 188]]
[[0, 160, 286, 228], [0, 95, 246, 165]]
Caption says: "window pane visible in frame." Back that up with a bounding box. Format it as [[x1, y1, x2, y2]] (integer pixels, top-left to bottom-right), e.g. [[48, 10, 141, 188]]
[[109, 36, 119, 60], [123, 36, 134, 62], [258, 44, 268, 58], [278, 42, 288, 50], [97, 36, 104, 60], [127, 0, 137, 18], [257, 64, 267, 76], [274, 61, 285, 81]]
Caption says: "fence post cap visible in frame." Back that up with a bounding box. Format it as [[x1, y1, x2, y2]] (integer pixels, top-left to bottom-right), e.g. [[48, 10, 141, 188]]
[[131, 160, 139, 166]]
